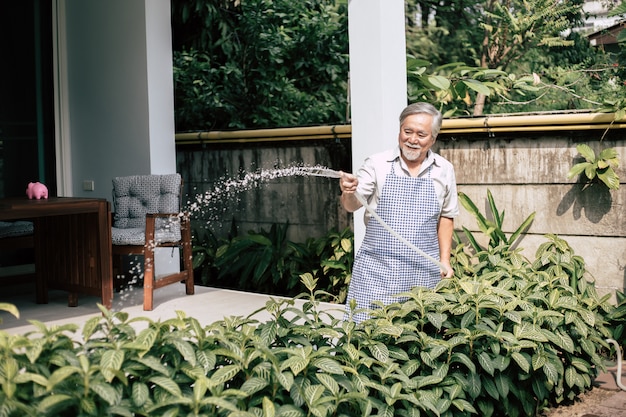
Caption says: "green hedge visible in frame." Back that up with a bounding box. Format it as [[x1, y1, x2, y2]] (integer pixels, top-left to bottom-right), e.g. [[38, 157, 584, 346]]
[[2, 190, 623, 416], [0, 233, 620, 416]]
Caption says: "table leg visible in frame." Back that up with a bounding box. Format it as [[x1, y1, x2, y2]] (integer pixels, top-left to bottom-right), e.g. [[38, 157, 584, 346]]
[[33, 218, 48, 304], [99, 201, 113, 309]]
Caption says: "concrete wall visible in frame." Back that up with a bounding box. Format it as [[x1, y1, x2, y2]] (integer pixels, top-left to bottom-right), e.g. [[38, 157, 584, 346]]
[[177, 128, 626, 298], [176, 139, 353, 243], [437, 129, 626, 297]]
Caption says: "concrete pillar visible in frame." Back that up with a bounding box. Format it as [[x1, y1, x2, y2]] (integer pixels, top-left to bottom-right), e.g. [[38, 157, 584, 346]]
[[348, 0, 407, 250], [59, 0, 175, 199]]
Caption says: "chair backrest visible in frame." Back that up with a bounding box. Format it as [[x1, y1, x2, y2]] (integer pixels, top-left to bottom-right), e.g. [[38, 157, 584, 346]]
[[112, 174, 182, 229]]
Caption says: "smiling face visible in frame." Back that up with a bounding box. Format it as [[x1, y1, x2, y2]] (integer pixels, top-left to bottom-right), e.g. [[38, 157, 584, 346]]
[[398, 113, 436, 167]]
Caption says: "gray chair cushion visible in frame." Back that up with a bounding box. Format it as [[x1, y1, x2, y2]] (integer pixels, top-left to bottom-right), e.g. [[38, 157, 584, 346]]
[[112, 174, 182, 245], [0, 221, 34, 238]]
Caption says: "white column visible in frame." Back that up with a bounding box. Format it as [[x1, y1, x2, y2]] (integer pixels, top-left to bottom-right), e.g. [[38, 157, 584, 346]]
[[348, 0, 407, 250], [145, 0, 177, 174]]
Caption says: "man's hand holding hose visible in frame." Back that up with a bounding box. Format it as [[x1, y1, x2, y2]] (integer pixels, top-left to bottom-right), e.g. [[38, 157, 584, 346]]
[[339, 171, 362, 213]]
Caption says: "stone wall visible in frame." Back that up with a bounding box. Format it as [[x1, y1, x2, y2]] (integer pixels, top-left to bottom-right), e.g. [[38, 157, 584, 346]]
[[176, 138, 353, 243], [436, 129, 625, 297], [176, 126, 626, 297]]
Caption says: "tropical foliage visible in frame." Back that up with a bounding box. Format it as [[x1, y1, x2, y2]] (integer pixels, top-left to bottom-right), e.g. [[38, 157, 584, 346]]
[[2, 190, 623, 416], [406, 0, 604, 115], [567, 143, 621, 190], [192, 222, 353, 303], [0, 239, 619, 416], [172, 0, 626, 124], [171, 0, 349, 131]]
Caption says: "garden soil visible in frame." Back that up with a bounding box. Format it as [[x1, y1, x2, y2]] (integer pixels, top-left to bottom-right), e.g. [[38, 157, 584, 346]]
[[541, 366, 626, 417]]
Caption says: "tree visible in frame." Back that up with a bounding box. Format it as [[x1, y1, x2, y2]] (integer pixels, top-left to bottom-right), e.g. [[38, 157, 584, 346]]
[[171, 0, 349, 131], [405, 0, 587, 115]]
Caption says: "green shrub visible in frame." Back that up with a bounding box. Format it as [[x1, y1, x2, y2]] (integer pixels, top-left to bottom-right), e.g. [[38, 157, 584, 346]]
[[0, 252, 617, 416], [193, 222, 353, 302], [2, 191, 620, 416]]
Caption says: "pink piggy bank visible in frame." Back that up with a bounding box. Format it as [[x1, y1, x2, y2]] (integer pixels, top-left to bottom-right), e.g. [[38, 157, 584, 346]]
[[26, 182, 48, 200]]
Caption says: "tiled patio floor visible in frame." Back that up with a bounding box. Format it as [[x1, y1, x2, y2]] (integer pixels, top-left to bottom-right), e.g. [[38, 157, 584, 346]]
[[0, 281, 344, 336]]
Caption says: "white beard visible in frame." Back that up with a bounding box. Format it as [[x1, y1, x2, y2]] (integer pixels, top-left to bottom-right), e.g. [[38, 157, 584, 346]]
[[402, 145, 422, 162]]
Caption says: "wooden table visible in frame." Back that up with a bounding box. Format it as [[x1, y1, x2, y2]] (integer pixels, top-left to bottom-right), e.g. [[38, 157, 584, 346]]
[[0, 197, 113, 309]]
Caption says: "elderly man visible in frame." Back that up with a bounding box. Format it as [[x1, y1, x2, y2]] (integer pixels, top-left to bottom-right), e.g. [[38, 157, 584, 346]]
[[339, 102, 459, 322]]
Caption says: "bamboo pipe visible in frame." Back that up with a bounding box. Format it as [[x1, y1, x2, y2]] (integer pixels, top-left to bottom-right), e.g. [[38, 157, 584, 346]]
[[175, 112, 625, 145]]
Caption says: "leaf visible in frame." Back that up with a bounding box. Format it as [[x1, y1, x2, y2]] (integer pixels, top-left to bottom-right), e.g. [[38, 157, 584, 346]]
[[311, 357, 344, 375], [567, 162, 590, 179], [304, 384, 325, 406], [369, 342, 389, 363], [340, 238, 352, 253], [450, 352, 477, 373], [452, 398, 478, 414], [532, 353, 546, 371], [101, 349, 125, 383], [416, 374, 444, 389], [263, 396, 276, 417], [135, 328, 158, 350], [494, 372, 510, 398], [37, 394, 73, 414], [597, 167, 620, 190], [316, 373, 340, 396], [47, 367, 79, 389], [132, 382, 150, 407], [426, 312, 447, 330], [281, 357, 309, 376], [543, 361, 559, 384], [544, 330, 575, 353], [478, 351, 495, 376], [210, 364, 241, 385], [511, 352, 531, 373], [135, 356, 173, 376], [482, 375, 499, 399], [91, 381, 121, 406], [149, 376, 182, 396], [169, 339, 197, 366], [0, 303, 19, 318], [240, 377, 269, 395], [508, 212, 535, 246], [576, 143, 596, 162], [463, 79, 492, 95], [427, 75, 451, 90], [277, 371, 294, 392]]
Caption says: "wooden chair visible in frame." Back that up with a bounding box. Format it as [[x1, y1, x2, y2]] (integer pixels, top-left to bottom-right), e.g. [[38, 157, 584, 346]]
[[111, 174, 194, 310]]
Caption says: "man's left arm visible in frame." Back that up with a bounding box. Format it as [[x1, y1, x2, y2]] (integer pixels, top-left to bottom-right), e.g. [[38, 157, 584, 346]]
[[438, 216, 454, 278]]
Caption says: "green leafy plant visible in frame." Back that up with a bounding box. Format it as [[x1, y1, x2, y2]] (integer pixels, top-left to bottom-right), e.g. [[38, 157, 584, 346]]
[[191, 221, 233, 285], [407, 59, 538, 117], [194, 222, 354, 301], [214, 221, 300, 294], [0, 303, 18, 324], [294, 227, 353, 303], [0, 251, 619, 417], [458, 189, 536, 251], [567, 143, 620, 190], [532, 233, 588, 290], [3, 190, 615, 415], [607, 289, 626, 347]]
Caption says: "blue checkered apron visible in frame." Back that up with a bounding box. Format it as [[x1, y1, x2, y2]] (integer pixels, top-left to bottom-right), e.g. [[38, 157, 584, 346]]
[[345, 162, 441, 322]]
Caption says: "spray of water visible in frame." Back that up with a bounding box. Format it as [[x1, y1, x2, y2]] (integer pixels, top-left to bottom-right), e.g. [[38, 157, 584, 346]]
[[187, 164, 334, 215], [187, 164, 447, 274], [113, 163, 448, 309]]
